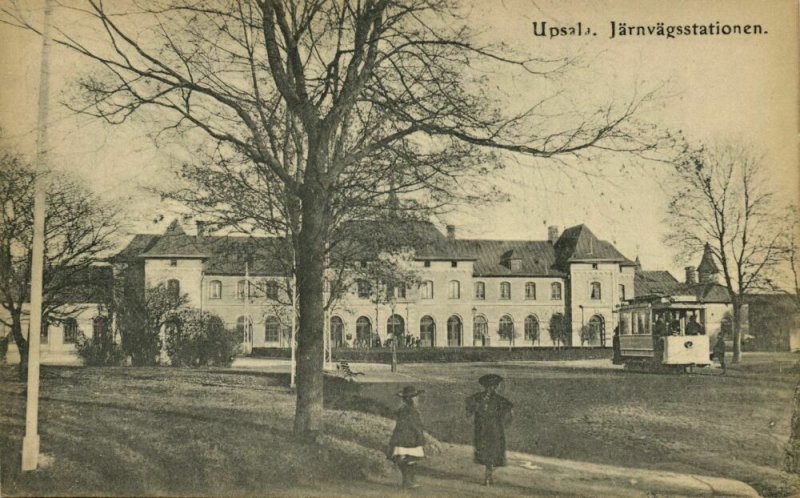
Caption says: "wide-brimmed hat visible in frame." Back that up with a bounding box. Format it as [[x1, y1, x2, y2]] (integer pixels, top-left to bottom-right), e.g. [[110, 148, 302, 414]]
[[478, 374, 504, 388], [396, 385, 424, 398]]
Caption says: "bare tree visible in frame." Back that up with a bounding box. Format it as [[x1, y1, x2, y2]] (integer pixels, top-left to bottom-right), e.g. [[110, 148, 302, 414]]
[[2, 0, 672, 436], [0, 146, 119, 378], [665, 143, 786, 363]]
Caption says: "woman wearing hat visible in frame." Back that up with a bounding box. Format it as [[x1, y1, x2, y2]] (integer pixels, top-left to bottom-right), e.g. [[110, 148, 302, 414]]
[[388, 385, 426, 489], [465, 373, 513, 485]]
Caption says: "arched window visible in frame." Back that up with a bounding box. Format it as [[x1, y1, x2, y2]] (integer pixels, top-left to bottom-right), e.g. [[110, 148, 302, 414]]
[[236, 279, 247, 300], [588, 315, 606, 346], [63, 318, 79, 344], [524, 315, 540, 343], [419, 316, 436, 347], [167, 279, 181, 299], [551, 282, 562, 300], [499, 315, 514, 343], [264, 316, 280, 343], [93, 316, 109, 340], [619, 284, 626, 301], [500, 282, 511, 300], [387, 314, 405, 339], [591, 282, 602, 300], [448, 280, 461, 299], [419, 280, 434, 300], [525, 282, 536, 300], [357, 280, 371, 299], [330, 316, 344, 348], [356, 316, 372, 347], [474, 281, 485, 300], [447, 316, 462, 347], [473, 315, 488, 346], [209, 280, 222, 299], [266, 281, 279, 300]]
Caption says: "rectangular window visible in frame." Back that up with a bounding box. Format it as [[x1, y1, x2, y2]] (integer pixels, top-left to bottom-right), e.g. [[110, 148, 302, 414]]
[[619, 284, 626, 300], [451, 261, 457, 268], [423, 261, 431, 268], [236, 280, 247, 300], [525, 282, 536, 300], [551, 283, 562, 300], [500, 282, 511, 300], [170, 259, 178, 267]]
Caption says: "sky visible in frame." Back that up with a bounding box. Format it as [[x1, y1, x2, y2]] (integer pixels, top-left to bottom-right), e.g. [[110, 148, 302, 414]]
[[0, 0, 797, 280]]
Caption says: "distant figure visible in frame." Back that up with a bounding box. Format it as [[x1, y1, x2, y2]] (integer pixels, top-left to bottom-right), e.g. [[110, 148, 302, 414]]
[[686, 315, 703, 336], [654, 316, 666, 337], [374, 336, 382, 348], [465, 374, 513, 486], [612, 326, 622, 365], [713, 335, 727, 375], [388, 385, 426, 489]]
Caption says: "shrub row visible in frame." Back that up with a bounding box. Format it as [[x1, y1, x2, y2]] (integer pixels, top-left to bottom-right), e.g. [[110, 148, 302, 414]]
[[252, 346, 613, 363]]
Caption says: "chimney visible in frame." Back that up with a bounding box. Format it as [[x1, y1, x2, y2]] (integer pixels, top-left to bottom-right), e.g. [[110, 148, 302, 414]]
[[685, 266, 697, 285], [195, 220, 207, 237], [548, 225, 560, 244], [446, 225, 456, 240]]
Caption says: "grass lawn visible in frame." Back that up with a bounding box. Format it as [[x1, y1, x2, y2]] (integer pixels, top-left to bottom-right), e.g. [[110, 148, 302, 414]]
[[1, 354, 797, 497], [0, 365, 401, 497], [345, 356, 800, 497]]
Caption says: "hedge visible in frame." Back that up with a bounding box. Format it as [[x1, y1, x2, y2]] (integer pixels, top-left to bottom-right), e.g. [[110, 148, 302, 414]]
[[251, 346, 612, 363]]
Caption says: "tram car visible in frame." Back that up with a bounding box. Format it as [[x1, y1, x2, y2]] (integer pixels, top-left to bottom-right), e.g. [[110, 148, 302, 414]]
[[615, 297, 711, 372]]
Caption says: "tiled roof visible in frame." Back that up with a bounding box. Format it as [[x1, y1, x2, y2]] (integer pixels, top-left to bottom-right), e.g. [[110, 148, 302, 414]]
[[113, 221, 636, 279], [634, 270, 680, 297], [110, 234, 159, 261], [202, 236, 291, 276], [553, 224, 635, 269], [450, 240, 563, 277]]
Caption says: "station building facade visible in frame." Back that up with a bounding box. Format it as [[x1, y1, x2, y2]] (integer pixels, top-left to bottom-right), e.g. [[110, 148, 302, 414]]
[[110, 220, 638, 350]]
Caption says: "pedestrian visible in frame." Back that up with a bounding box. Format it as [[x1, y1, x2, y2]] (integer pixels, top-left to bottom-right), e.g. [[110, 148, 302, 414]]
[[713, 334, 727, 375], [388, 385, 426, 489], [465, 373, 513, 486]]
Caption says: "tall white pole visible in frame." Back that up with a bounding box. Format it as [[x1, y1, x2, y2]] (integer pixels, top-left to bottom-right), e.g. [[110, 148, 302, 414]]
[[22, 0, 53, 472], [290, 248, 297, 388]]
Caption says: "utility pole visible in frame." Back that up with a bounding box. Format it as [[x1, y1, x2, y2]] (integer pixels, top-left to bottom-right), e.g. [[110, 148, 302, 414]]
[[22, 0, 53, 472]]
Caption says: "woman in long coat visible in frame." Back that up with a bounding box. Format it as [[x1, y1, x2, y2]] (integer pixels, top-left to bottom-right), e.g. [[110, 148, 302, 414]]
[[388, 385, 426, 489], [466, 373, 513, 485]]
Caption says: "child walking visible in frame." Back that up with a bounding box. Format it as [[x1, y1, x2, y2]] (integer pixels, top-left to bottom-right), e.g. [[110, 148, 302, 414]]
[[388, 385, 426, 489]]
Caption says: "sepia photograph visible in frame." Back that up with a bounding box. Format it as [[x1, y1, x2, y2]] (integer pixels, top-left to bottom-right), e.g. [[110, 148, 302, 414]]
[[0, 0, 798, 496]]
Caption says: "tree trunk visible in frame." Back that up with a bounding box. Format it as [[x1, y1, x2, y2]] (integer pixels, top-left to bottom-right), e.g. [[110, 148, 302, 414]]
[[732, 298, 742, 364], [10, 309, 28, 380], [292, 185, 327, 440]]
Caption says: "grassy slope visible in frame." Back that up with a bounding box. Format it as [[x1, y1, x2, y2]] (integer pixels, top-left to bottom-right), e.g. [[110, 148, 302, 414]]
[[0, 366, 401, 497], [353, 359, 799, 497]]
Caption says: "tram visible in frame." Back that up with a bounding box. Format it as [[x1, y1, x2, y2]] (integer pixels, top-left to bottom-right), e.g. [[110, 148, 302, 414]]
[[615, 297, 711, 372]]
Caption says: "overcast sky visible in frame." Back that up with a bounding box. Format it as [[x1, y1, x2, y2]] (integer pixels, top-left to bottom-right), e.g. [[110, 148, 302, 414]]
[[0, 0, 797, 280]]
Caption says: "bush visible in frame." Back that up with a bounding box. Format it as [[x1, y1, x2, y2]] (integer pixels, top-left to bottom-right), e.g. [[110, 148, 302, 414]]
[[75, 332, 125, 366], [165, 309, 238, 367]]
